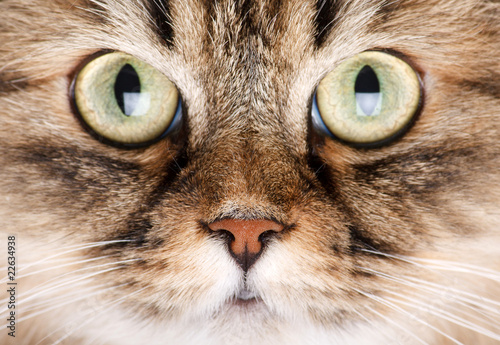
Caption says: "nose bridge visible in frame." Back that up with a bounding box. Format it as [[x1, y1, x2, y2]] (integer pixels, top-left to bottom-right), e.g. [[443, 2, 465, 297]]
[[195, 128, 286, 184], [190, 131, 305, 221], [192, 128, 303, 272]]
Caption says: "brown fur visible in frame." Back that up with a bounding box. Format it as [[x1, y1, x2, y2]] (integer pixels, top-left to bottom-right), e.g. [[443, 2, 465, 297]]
[[0, 0, 499, 344]]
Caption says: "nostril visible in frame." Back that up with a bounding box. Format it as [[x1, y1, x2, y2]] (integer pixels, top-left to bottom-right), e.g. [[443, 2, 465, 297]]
[[215, 229, 235, 245], [207, 218, 284, 270], [258, 229, 278, 244]]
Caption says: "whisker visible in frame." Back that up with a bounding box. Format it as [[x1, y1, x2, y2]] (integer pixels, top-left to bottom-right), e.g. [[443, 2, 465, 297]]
[[0, 262, 136, 315], [13, 255, 114, 281], [15, 240, 132, 274], [352, 287, 465, 345], [20, 283, 131, 323], [357, 264, 500, 342], [385, 288, 500, 334], [404, 276, 500, 313], [352, 306, 430, 345], [410, 259, 500, 283], [361, 249, 500, 282], [19, 258, 140, 299], [41, 287, 147, 345], [357, 266, 500, 314], [20, 283, 109, 314], [384, 292, 500, 342]]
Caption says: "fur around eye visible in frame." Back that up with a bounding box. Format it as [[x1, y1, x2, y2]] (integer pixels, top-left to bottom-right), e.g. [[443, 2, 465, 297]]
[[72, 52, 181, 146], [312, 51, 421, 147]]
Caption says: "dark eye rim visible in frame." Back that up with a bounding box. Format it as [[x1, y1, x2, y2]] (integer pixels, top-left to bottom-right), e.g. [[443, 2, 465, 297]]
[[311, 49, 425, 149], [69, 50, 184, 149]]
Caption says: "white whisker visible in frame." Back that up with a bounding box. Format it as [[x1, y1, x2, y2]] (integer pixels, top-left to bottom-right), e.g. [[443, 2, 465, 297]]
[[20, 283, 109, 314], [20, 283, 131, 323], [352, 287, 465, 345], [0, 263, 135, 315], [352, 305, 430, 345], [357, 266, 500, 314], [19, 258, 140, 299], [16, 240, 132, 273], [361, 249, 500, 282], [14, 255, 114, 281], [385, 288, 500, 334], [411, 259, 500, 283], [384, 292, 500, 342], [35, 286, 146, 345]]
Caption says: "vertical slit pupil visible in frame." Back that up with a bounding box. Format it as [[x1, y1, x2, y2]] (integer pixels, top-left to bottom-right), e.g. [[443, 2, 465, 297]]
[[355, 65, 379, 93], [355, 65, 381, 116], [114, 64, 141, 116]]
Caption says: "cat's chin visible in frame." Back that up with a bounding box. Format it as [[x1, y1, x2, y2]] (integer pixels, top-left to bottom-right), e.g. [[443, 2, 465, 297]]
[[236, 287, 258, 300]]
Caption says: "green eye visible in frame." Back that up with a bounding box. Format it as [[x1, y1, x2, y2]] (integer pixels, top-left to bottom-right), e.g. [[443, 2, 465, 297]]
[[73, 52, 180, 146], [313, 51, 421, 146]]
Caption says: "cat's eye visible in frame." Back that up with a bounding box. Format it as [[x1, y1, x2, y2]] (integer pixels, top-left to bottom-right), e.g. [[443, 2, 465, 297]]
[[73, 52, 181, 146], [312, 51, 421, 146]]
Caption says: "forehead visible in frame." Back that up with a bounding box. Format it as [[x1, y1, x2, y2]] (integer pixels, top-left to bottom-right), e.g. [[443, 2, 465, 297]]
[[145, 0, 325, 149], [109, 0, 413, 151], [155, 0, 336, 47]]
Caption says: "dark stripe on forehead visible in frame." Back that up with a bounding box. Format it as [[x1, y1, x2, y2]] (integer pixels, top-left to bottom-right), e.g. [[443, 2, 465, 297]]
[[148, 0, 174, 48], [314, 0, 342, 47], [203, 0, 253, 17], [370, 1, 403, 25], [204, 0, 257, 34]]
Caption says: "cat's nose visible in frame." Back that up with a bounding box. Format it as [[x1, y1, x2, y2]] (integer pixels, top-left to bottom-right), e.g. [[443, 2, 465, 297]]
[[208, 219, 284, 270]]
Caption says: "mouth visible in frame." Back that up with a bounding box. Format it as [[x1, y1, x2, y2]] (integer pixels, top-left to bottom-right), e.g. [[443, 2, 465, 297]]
[[232, 288, 261, 307]]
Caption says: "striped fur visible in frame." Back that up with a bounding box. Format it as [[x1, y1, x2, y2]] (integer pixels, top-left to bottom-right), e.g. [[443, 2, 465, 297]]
[[0, 0, 499, 344]]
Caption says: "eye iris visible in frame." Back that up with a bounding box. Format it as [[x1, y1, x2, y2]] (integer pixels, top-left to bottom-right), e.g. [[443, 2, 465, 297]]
[[73, 52, 181, 146], [354, 65, 381, 116], [313, 51, 421, 146], [114, 64, 141, 116]]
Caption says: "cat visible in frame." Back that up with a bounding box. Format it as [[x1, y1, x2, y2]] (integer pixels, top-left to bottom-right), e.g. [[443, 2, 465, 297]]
[[0, 0, 499, 344]]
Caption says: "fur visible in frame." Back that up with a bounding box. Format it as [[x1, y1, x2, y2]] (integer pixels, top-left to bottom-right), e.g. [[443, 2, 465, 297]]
[[0, 0, 499, 344]]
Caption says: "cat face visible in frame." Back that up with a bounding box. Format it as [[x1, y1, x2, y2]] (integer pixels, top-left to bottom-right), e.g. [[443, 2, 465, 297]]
[[1, 0, 499, 344]]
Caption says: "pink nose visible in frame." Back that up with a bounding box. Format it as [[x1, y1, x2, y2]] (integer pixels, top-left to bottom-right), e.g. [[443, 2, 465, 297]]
[[208, 219, 284, 256]]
